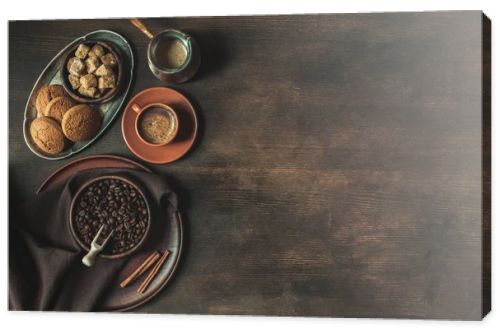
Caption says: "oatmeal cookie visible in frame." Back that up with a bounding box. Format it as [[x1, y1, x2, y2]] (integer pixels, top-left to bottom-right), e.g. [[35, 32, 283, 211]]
[[30, 116, 66, 154], [43, 96, 76, 123], [62, 104, 102, 141], [35, 85, 67, 117]]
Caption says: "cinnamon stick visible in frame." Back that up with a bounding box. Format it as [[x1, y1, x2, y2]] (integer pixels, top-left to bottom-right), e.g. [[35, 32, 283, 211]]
[[120, 251, 160, 288], [138, 250, 170, 294]]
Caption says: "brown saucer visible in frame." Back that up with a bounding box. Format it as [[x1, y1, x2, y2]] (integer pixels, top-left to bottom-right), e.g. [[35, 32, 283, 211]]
[[122, 87, 198, 164], [37, 154, 183, 312]]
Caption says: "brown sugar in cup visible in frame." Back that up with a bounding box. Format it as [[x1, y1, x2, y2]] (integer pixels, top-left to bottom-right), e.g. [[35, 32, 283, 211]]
[[30, 116, 67, 154], [35, 85, 67, 117], [61, 40, 123, 104], [43, 96, 76, 123], [62, 104, 102, 141]]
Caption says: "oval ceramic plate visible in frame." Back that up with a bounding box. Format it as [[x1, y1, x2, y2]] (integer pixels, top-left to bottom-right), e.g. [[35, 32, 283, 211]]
[[23, 30, 134, 160]]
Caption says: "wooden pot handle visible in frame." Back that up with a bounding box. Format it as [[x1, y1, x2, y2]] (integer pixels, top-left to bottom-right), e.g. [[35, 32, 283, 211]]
[[130, 18, 154, 39]]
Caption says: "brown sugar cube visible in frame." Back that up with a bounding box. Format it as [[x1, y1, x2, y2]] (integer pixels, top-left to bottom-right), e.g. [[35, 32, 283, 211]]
[[80, 74, 97, 89], [100, 53, 117, 67], [69, 58, 86, 76], [66, 57, 78, 73], [98, 75, 116, 90], [78, 85, 98, 98], [68, 74, 81, 90], [95, 64, 114, 77], [75, 44, 90, 59], [85, 56, 101, 74], [89, 44, 105, 58]]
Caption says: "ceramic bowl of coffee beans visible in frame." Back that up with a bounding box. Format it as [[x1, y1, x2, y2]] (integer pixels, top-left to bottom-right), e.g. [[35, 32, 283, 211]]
[[61, 40, 123, 104], [69, 175, 150, 259]]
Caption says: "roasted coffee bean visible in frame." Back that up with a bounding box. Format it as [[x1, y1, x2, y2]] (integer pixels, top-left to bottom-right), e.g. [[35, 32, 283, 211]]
[[72, 178, 149, 255]]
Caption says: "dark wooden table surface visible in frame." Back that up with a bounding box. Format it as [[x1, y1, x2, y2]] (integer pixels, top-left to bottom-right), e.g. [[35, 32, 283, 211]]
[[9, 11, 490, 319]]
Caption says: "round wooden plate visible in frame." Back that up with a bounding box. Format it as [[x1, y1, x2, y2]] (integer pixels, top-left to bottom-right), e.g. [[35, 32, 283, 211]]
[[37, 154, 151, 193], [122, 87, 198, 164], [37, 154, 183, 311]]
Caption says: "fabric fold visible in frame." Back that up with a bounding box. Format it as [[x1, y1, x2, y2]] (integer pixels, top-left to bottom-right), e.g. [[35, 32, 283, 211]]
[[9, 168, 177, 311]]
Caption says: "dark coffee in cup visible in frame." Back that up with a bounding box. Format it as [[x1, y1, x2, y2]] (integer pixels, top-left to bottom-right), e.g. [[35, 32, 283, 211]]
[[146, 29, 201, 83], [130, 20, 200, 83], [134, 104, 178, 146]]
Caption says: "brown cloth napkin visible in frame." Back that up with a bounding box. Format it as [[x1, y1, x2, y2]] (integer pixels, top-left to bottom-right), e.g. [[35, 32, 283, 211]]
[[9, 168, 178, 311]]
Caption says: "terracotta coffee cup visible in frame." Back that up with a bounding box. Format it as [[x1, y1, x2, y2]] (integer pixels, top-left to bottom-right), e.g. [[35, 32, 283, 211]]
[[132, 102, 179, 146]]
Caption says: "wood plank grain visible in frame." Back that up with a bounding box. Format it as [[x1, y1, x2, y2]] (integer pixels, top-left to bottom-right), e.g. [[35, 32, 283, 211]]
[[9, 11, 490, 319]]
